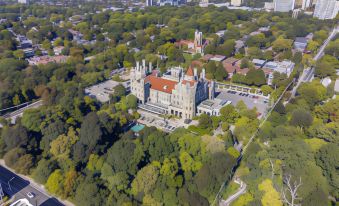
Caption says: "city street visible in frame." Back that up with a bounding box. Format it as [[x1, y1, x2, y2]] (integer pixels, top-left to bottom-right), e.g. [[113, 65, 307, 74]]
[[0, 165, 64, 206]]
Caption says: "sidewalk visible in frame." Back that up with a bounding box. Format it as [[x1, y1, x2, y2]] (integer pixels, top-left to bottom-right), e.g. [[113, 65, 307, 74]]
[[0, 159, 74, 206]]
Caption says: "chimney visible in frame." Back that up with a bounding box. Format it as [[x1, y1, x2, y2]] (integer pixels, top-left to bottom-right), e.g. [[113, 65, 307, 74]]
[[136, 61, 140, 71], [202, 68, 206, 79], [149, 62, 152, 73], [209, 81, 215, 100], [142, 59, 146, 69]]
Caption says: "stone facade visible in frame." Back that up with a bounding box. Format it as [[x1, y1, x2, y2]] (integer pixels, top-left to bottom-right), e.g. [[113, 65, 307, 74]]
[[130, 60, 215, 119]]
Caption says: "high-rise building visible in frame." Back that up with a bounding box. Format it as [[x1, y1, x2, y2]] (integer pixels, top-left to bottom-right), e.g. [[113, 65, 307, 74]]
[[313, 0, 339, 20], [146, 0, 153, 6], [302, 0, 312, 9], [274, 0, 296, 12], [18, 0, 28, 4], [231, 0, 242, 6]]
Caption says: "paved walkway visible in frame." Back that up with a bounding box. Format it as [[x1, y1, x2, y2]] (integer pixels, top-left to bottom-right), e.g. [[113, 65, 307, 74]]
[[219, 179, 247, 206]]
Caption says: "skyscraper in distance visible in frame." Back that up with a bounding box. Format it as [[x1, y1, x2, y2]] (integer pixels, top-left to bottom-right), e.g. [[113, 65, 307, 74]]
[[274, 0, 296, 12], [302, 0, 312, 9], [146, 0, 153, 6], [314, 0, 339, 19], [18, 0, 28, 4]]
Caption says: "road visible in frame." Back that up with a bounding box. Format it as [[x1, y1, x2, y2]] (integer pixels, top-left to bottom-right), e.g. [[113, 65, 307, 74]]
[[0, 100, 43, 125], [219, 179, 247, 206], [0, 165, 65, 206], [314, 26, 339, 61], [290, 25, 339, 99]]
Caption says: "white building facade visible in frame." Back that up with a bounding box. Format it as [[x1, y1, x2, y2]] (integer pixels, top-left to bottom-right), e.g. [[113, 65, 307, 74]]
[[274, 0, 296, 12], [231, 0, 242, 6], [314, 0, 339, 20]]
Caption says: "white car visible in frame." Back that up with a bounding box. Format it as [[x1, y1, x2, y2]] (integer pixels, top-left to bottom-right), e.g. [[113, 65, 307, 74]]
[[27, 192, 35, 199]]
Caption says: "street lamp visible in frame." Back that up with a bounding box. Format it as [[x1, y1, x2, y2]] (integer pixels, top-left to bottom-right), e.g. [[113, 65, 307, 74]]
[[8, 177, 15, 191]]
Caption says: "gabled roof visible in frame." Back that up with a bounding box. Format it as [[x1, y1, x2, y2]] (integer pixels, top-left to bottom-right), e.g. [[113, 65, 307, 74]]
[[186, 66, 194, 76], [295, 37, 308, 44]]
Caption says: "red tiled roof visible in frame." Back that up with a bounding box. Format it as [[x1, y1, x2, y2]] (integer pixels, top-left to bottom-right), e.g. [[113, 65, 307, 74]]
[[202, 54, 214, 61], [223, 62, 239, 73], [191, 60, 204, 68], [186, 66, 194, 76], [146, 75, 177, 94], [223, 57, 239, 65], [236, 67, 249, 75]]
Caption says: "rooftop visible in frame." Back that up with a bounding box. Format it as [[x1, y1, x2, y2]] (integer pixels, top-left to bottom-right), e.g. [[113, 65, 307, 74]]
[[295, 37, 308, 44], [146, 75, 177, 94], [85, 80, 130, 102]]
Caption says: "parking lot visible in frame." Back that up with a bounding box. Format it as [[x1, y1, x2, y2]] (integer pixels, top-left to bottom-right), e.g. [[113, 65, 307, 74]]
[[84, 80, 130, 103], [215, 89, 270, 117]]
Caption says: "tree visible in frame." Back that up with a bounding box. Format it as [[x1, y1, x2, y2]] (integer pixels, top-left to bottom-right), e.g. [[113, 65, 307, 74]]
[[281, 175, 302, 206], [21, 108, 43, 132], [315, 143, 339, 198], [214, 63, 228, 81], [220, 104, 239, 123], [272, 38, 293, 53], [261, 85, 273, 96], [258, 179, 283, 206], [113, 84, 126, 98], [75, 180, 105, 206], [313, 30, 328, 44], [315, 55, 337, 78], [245, 69, 266, 86], [50, 127, 78, 159], [126, 94, 138, 109], [306, 40, 319, 52], [32, 158, 58, 184], [205, 61, 217, 78], [216, 39, 235, 57], [290, 109, 313, 130], [2, 124, 29, 150], [73, 112, 102, 162], [45, 169, 64, 196], [198, 114, 212, 129], [324, 39, 339, 57], [131, 163, 160, 196], [246, 33, 266, 48], [13, 49, 25, 60], [4, 147, 33, 174], [248, 47, 263, 59]]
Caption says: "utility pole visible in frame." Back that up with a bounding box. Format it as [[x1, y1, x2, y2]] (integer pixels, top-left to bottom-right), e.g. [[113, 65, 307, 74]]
[[0, 183, 4, 205], [8, 177, 15, 192]]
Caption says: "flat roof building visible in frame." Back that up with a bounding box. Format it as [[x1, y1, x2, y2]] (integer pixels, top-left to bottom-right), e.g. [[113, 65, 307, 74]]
[[197, 99, 231, 116]]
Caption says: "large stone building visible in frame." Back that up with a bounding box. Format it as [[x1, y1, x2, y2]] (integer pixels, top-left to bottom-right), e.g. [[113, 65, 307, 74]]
[[130, 60, 215, 120]]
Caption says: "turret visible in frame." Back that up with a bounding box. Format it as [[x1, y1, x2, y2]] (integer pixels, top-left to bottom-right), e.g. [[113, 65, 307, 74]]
[[209, 81, 215, 100]]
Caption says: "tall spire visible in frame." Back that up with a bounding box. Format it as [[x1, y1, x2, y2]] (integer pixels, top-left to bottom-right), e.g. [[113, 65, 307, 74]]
[[186, 66, 194, 76]]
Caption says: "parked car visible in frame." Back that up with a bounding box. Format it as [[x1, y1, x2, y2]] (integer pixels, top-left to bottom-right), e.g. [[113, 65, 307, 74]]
[[27, 192, 35, 199]]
